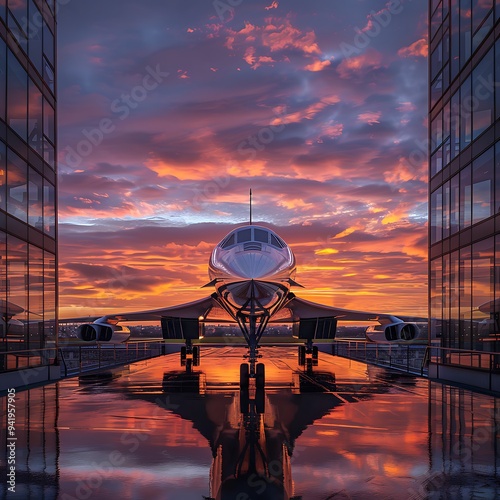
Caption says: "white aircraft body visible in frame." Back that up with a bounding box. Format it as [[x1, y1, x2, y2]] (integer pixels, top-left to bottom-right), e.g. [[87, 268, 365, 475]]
[[72, 221, 423, 388]]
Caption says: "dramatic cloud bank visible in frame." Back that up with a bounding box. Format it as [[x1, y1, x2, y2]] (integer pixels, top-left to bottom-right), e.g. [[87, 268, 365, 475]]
[[58, 0, 428, 319]]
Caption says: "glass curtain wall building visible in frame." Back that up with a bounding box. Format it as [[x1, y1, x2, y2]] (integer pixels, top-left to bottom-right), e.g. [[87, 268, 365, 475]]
[[0, 0, 57, 371], [429, 0, 500, 351]]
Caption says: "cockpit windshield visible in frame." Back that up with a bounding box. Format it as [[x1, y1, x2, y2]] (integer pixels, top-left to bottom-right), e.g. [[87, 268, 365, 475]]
[[220, 227, 285, 249]]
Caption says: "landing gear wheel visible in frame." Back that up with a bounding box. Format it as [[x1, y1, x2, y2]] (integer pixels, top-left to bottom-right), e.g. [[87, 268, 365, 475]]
[[306, 358, 313, 373], [240, 363, 250, 390], [186, 358, 193, 373], [255, 363, 265, 390], [255, 388, 265, 414], [180, 346, 187, 366], [240, 389, 249, 414], [193, 346, 200, 366], [298, 345, 306, 366], [312, 346, 319, 366]]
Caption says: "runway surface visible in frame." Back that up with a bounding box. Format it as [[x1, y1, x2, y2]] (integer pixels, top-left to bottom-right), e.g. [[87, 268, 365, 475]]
[[1, 346, 500, 499]]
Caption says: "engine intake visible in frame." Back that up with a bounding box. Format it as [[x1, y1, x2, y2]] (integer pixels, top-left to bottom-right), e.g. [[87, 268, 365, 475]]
[[366, 322, 420, 342], [77, 323, 131, 343]]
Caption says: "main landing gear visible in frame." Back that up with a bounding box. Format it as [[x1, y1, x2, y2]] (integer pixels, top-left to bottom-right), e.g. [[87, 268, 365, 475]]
[[180, 340, 200, 372], [239, 361, 265, 390], [298, 340, 318, 371]]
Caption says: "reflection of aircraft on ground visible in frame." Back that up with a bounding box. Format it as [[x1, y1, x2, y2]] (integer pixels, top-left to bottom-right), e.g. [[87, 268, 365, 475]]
[[126, 368, 339, 500], [68, 199, 422, 388]]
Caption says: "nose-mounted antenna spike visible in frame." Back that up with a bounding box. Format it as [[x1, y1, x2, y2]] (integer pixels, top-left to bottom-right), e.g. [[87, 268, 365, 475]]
[[249, 188, 252, 225]]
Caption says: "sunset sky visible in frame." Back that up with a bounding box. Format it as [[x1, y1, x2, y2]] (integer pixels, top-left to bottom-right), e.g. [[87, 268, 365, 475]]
[[57, 0, 429, 320]]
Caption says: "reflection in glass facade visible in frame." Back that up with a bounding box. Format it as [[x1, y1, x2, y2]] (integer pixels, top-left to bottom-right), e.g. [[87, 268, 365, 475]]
[[0, 1, 57, 370], [429, 1, 500, 351]]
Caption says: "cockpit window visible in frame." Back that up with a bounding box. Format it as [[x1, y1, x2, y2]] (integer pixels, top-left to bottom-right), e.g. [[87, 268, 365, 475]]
[[254, 228, 269, 243], [237, 228, 252, 243], [270, 234, 284, 248], [221, 233, 235, 248]]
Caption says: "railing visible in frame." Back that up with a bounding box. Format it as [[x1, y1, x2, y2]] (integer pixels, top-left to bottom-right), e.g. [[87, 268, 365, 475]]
[[332, 341, 429, 376], [58, 341, 168, 377], [424, 345, 500, 372], [0, 346, 58, 373]]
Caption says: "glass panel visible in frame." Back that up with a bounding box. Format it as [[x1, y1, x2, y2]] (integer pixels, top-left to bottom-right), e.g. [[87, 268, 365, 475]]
[[460, 0, 472, 67], [443, 180, 451, 238], [43, 57, 54, 93], [496, 39, 500, 121], [44, 250, 56, 343], [449, 250, 460, 349], [7, 148, 27, 222], [0, 231, 5, 347], [28, 244, 44, 348], [460, 163, 472, 229], [43, 21, 54, 67], [0, 0, 5, 20], [431, 72, 443, 108], [237, 228, 251, 243], [43, 98, 55, 144], [431, 188, 443, 244], [496, 141, 500, 214], [254, 228, 269, 243], [28, 79, 43, 155], [7, 11, 27, 54], [431, 1, 443, 40], [459, 245, 472, 350], [472, 47, 494, 140], [473, 11, 493, 51], [431, 110, 443, 153], [28, 167, 43, 229], [450, 90, 460, 160], [460, 75, 472, 151], [443, 100, 451, 166], [28, 0, 43, 75], [221, 233, 235, 248], [0, 140, 5, 212], [472, 237, 494, 349], [472, 0, 493, 34], [431, 148, 443, 177], [472, 146, 494, 224], [450, 0, 460, 79], [450, 173, 459, 234], [9, 0, 27, 25], [430, 257, 443, 341], [270, 234, 283, 248], [431, 42, 443, 82], [0, 38, 6, 121], [7, 50, 28, 140], [43, 178, 55, 237], [6, 235, 28, 346], [443, 253, 450, 341]]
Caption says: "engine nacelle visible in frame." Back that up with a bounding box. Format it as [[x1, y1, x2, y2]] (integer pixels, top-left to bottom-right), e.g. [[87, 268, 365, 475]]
[[365, 322, 420, 343], [77, 322, 131, 343]]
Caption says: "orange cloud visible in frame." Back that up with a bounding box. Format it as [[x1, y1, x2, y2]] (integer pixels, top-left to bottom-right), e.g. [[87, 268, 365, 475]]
[[304, 59, 331, 72], [337, 49, 384, 78], [398, 38, 428, 58], [358, 111, 381, 125]]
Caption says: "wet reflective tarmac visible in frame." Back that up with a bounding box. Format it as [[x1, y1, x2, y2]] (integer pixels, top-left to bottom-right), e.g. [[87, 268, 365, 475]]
[[1, 346, 500, 499]]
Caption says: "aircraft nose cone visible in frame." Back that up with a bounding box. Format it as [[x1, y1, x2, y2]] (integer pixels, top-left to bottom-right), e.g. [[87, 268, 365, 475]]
[[228, 251, 281, 279]]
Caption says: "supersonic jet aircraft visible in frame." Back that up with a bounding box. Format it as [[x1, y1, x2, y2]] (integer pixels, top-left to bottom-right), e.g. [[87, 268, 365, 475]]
[[74, 218, 423, 389]]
